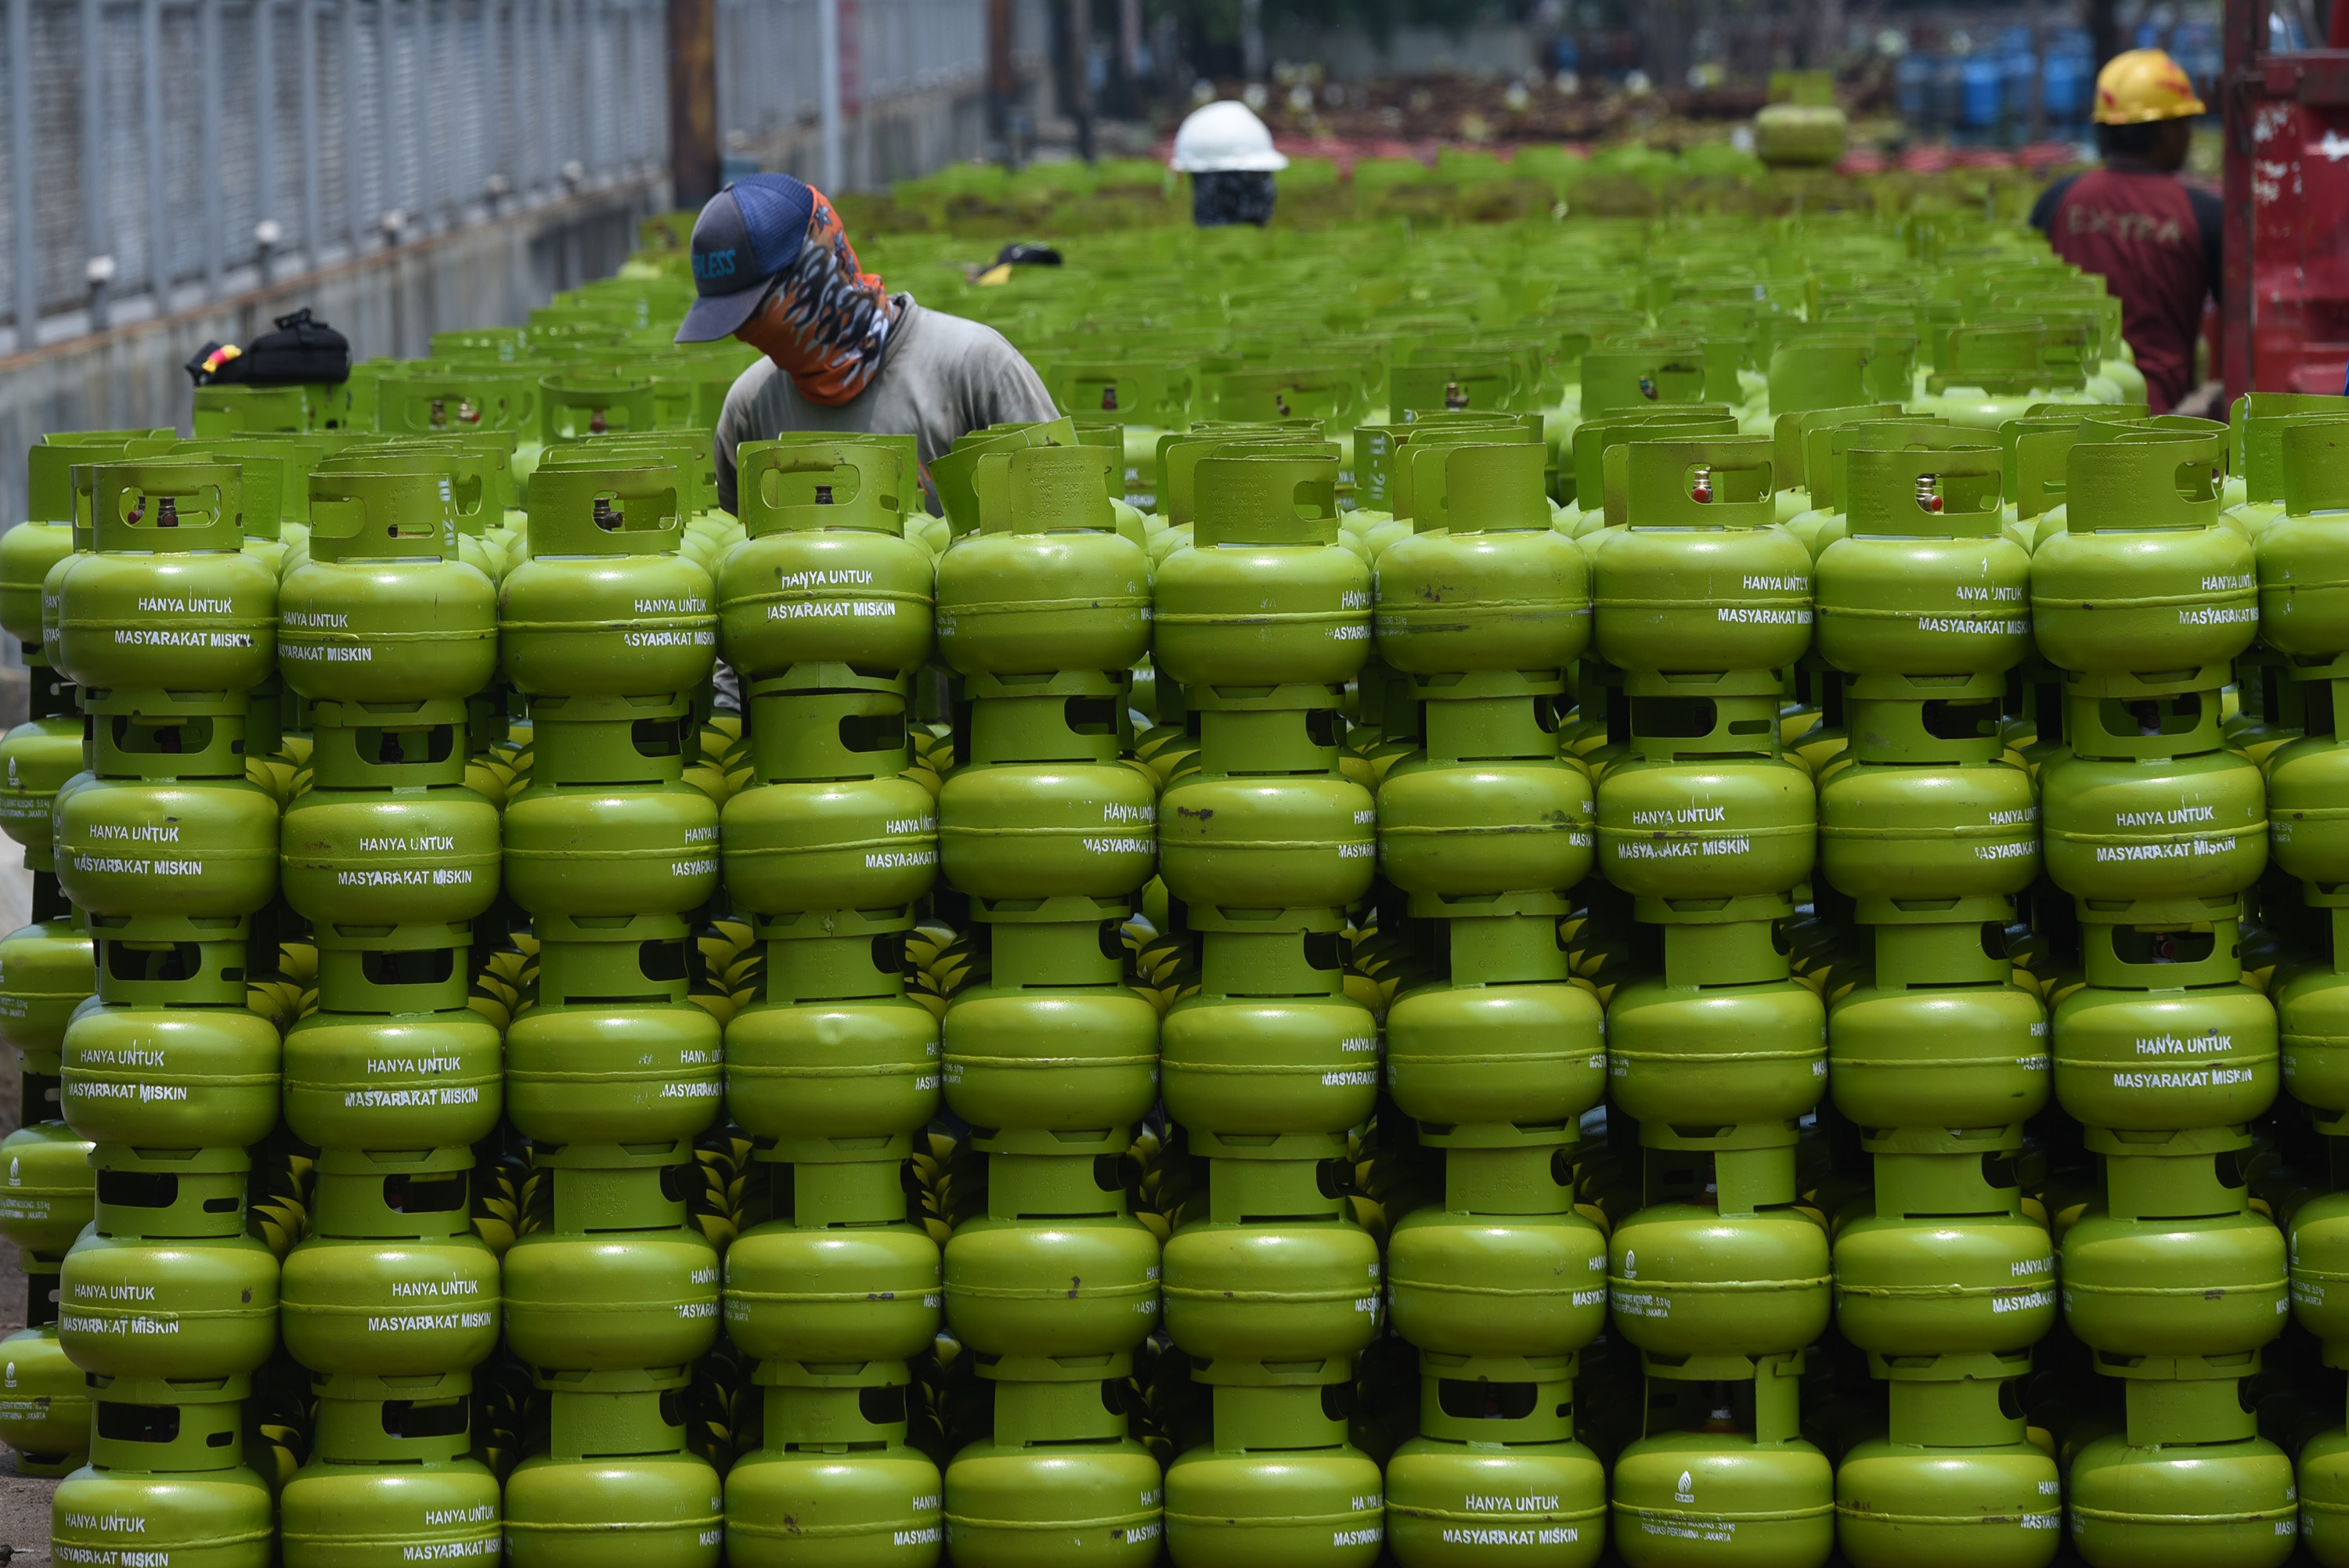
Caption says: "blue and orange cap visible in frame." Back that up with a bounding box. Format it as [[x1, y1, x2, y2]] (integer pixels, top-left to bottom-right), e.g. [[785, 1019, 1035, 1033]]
[[675, 174, 817, 343]]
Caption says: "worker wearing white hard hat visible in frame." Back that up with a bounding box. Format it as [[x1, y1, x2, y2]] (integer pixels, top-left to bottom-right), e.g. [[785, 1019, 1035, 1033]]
[[1169, 99, 1289, 228]]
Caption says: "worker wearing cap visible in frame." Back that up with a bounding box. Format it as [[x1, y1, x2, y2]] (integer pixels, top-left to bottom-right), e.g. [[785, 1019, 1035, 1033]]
[[676, 172, 1057, 513], [2028, 49, 2220, 414], [1170, 100, 1289, 227]]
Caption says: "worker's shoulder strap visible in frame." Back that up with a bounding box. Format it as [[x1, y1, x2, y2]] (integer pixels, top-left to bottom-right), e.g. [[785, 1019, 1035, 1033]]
[[2028, 172, 2085, 233], [2185, 183, 2223, 291]]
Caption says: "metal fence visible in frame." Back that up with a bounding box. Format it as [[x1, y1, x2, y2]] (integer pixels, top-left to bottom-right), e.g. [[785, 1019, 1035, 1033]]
[[715, 0, 996, 149], [0, 0, 1034, 357]]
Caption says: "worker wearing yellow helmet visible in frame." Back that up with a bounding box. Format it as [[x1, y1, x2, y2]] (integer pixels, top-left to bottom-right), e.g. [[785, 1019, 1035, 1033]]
[[2028, 48, 2218, 413]]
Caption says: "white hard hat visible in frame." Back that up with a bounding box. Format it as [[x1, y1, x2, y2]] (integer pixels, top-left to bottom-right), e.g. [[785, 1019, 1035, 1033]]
[[1169, 100, 1290, 174]]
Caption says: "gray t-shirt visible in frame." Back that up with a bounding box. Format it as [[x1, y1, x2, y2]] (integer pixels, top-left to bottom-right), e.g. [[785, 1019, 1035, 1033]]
[[713, 292, 1057, 513]]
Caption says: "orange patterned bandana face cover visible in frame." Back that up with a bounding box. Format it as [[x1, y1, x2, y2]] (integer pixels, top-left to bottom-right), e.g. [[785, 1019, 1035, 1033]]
[[734, 187, 897, 406]]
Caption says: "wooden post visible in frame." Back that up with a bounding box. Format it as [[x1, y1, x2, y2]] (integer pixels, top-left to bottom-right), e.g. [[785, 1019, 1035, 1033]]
[[667, 0, 720, 210]]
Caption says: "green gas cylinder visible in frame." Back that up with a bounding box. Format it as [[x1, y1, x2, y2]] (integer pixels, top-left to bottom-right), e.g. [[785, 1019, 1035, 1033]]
[[59, 989, 283, 1148], [1833, 1354, 2061, 1568], [1383, 1352, 1607, 1567], [0, 1258, 91, 1475], [1607, 910, 1827, 1134], [1160, 910, 1380, 1146], [943, 1147, 1160, 1357], [2281, 895, 2349, 1134], [2, 701, 96, 889], [281, 701, 500, 928], [720, 440, 936, 681], [4, 436, 158, 649], [2032, 431, 2253, 676], [724, 1152, 940, 1365], [720, 690, 939, 917], [1164, 1155, 1380, 1362], [50, 1374, 273, 1568], [2270, 679, 2349, 885], [500, 459, 715, 695], [0, 899, 94, 1080], [939, 898, 1158, 1137], [58, 1147, 279, 1381], [1153, 451, 1369, 687], [2066, 1371, 2297, 1567], [2037, 679, 2268, 904], [0, 1112, 96, 1261], [1382, 900, 1607, 1134], [55, 766, 280, 922], [1815, 437, 2030, 673], [1377, 680, 1593, 899], [1607, 1144, 1831, 1363], [1374, 442, 1592, 673], [1609, 1354, 1836, 1568], [1831, 1130, 2056, 1356], [2052, 903, 2278, 1131], [1818, 683, 2037, 899], [1590, 438, 1809, 673], [2257, 420, 2349, 660], [500, 726, 719, 917], [1594, 672, 1815, 907], [937, 671, 1158, 903], [943, 1354, 1164, 1566], [280, 467, 497, 700], [1156, 691, 1377, 911], [277, 1371, 502, 1568], [1828, 902, 2049, 1130], [2061, 1135, 2287, 1360], [1387, 1141, 1609, 1359], [499, 1146, 720, 1372], [503, 1368, 724, 1568], [49, 461, 277, 694], [727, 1360, 944, 1568], [279, 1149, 499, 1375], [723, 907, 939, 1152], [935, 443, 1150, 673], [280, 966, 503, 1152], [2294, 1171, 2349, 1348], [1164, 1367, 1387, 1568], [503, 914, 722, 1144]]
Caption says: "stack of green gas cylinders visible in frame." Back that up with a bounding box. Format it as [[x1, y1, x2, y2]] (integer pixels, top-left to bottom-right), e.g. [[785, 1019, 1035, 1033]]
[[274, 453, 506, 1564], [1814, 427, 2060, 1561], [1153, 446, 1386, 1564], [48, 459, 283, 1566], [2037, 423, 2295, 1561], [1589, 433, 1840, 1562], [30, 214, 2349, 1568], [931, 439, 1164, 1562], [2271, 414, 2349, 1564], [716, 434, 947, 1560], [1374, 439, 1608, 1562], [496, 445, 729, 1566], [0, 437, 114, 1483]]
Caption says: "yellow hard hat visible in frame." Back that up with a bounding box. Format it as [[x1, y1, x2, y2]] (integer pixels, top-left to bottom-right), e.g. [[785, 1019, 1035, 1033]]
[[2094, 48, 2206, 124]]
